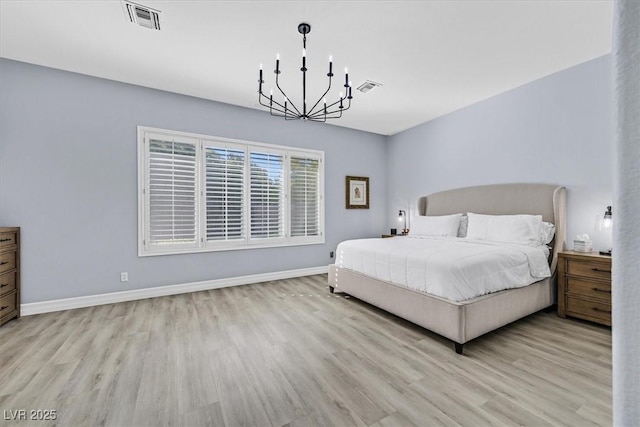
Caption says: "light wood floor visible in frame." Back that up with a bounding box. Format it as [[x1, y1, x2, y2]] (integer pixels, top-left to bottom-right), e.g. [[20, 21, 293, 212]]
[[0, 274, 611, 426]]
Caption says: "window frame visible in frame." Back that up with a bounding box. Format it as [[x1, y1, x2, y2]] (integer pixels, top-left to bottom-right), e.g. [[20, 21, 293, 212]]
[[138, 126, 325, 256]]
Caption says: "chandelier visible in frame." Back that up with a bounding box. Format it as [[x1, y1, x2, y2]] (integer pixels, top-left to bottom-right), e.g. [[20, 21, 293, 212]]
[[257, 23, 353, 122]]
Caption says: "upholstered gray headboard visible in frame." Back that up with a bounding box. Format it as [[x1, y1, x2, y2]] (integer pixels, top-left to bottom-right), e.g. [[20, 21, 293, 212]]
[[418, 183, 566, 272]]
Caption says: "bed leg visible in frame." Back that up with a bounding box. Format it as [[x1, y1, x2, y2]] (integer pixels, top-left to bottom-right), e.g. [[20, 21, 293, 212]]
[[454, 343, 464, 354], [329, 286, 335, 294]]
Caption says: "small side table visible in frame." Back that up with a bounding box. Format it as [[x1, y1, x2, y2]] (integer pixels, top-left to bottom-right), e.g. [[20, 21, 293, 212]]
[[557, 251, 611, 326]]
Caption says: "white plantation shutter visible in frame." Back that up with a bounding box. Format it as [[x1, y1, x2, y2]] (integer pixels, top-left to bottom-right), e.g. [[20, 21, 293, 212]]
[[204, 144, 245, 241], [250, 151, 285, 239], [146, 136, 198, 247], [139, 127, 324, 255], [290, 156, 321, 237]]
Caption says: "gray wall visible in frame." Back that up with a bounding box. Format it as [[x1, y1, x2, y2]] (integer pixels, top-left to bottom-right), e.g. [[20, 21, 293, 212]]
[[0, 59, 387, 303], [0, 54, 616, 304], [386, 55, 614, 252]]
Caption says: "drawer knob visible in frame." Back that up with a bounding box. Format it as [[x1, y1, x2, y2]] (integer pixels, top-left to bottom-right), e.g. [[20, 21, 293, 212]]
[[0, 238, 11, 242], [0, 305, 8, 311], [0, 283, 8, 288], [591, 287, 611, 293], [591, 267, 611, 273], [593, 307, 611, 314], [0, 262, 8, 266]]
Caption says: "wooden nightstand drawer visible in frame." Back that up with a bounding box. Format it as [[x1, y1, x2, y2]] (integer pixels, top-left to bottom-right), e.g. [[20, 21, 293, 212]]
[[0, 251, 16, 274], [0, 292, 18, 319], [566, 258, 611, 281], [0, 227, 19, 327], [566, 297, 611, 325], [0, 232, 17, 249], [0, 271, 17, 296], [558, 251, 612, 326], [566, 277, 611, 301]]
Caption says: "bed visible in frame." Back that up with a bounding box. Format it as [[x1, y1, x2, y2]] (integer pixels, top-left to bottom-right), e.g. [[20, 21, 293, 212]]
[[328, 183, 566, 354]]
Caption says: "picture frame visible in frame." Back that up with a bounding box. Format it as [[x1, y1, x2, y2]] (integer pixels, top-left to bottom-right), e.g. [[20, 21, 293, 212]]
[[345, 176, 370, 209]]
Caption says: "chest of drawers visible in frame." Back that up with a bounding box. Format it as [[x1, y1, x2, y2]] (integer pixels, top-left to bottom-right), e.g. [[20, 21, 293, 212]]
[[557, 251, 611, 326], [0, 227, 20, 326]]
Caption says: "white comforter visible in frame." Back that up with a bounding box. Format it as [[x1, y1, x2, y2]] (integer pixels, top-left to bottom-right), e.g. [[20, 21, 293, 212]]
[[335, 236, 551, 302]]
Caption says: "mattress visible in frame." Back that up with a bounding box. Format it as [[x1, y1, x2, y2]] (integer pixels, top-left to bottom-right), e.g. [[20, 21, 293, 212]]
[[335, 236, 551, 302]]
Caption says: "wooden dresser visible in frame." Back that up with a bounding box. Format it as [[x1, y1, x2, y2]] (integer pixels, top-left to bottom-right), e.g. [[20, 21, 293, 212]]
[[0, 227, 20, 326], [558, 251, 611, 326]]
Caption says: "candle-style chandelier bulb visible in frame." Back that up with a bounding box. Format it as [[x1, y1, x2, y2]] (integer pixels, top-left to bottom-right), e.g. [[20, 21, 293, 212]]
[[257, 23, 353, 122]]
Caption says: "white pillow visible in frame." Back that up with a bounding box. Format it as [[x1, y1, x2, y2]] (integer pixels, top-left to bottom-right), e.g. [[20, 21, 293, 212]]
[[466, 213, 543, 246], [410, 213, 462, 237], [540, 221, 556, 245]]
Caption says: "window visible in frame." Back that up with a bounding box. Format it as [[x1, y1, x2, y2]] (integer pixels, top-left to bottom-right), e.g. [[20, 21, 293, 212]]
[[250, 150, 285, 241], [290, 155, 321, 238], [204, 144, 245, 242], [147, 135, 198, 248], [138, 127, 324, 255]]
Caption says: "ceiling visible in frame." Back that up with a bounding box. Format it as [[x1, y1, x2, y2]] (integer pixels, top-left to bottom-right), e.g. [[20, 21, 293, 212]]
[[0, 1, 613, 136]]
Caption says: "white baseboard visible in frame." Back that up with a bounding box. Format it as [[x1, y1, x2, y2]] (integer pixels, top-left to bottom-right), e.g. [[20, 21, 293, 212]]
[[21, 266, 329, 316]]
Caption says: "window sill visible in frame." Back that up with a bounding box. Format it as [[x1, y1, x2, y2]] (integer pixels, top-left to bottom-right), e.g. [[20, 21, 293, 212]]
[[138, 238, 325, 257]]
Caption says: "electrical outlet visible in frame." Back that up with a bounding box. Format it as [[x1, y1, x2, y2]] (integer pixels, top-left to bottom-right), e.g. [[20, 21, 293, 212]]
[[120, 272, 129, 282], [330, 251, 334, 258]]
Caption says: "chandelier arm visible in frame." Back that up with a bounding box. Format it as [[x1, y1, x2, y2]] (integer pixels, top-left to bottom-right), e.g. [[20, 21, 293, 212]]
[[260, 89, 298, 117], [308, 100, 349, 119], [307, 116, 327, 123], [275, 72, 303, 116], [260, 86, 310, 119], [258, 92, 273, 108], [269, 102, 290, 115], [300, 110, 327, 122], [308, 110, 334, 120], [306, 78, 334, 117], [308, 104, 336, 119], [269, 104, 295, 118], [322, 97, 345, 112], [270, 98, 288, 111], [264, 99, 304, 120], [283, 106, 300, 119], [308, 104, 344, 119], [323, 96, 352, 115], [338, 97, 352, 113], [260, 93, 297, 118], [258, 92, 289, 116], [307, 110, 326, 119], [308, 94, 351, 118], [314, 110, 342, 120]]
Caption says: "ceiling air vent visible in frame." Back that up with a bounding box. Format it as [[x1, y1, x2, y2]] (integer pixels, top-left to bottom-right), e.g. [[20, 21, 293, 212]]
[[357, 80, 383, 93], [122, 1, 161, 30]]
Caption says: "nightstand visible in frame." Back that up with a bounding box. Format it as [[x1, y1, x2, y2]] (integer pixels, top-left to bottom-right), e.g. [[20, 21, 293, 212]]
[[558, 251, 611, 326], [0, 227, 20, 326]]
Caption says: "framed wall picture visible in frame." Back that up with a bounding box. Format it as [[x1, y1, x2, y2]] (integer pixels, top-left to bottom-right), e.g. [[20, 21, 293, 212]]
[[346, 176, 369, 209]]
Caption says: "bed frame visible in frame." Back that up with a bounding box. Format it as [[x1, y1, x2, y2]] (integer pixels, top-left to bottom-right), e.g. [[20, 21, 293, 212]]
[[328, 183, 566, 354]]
